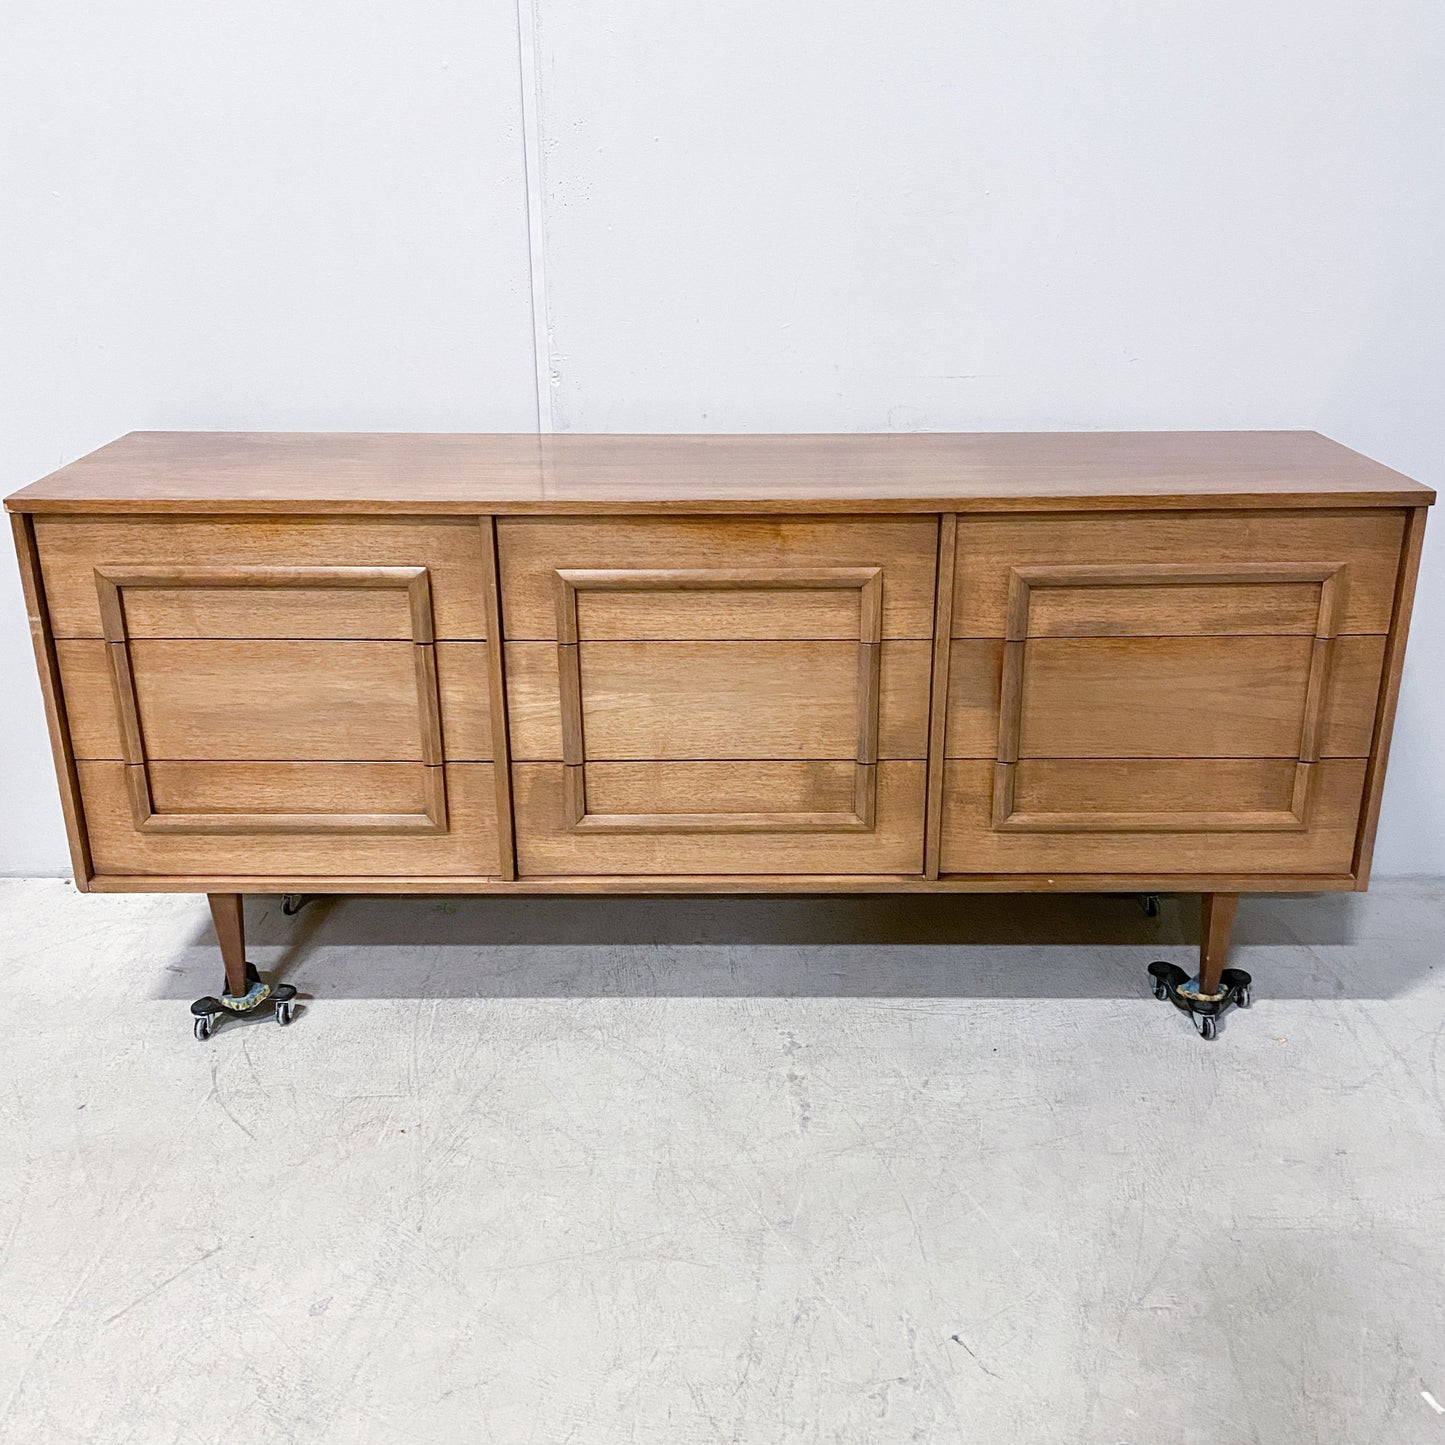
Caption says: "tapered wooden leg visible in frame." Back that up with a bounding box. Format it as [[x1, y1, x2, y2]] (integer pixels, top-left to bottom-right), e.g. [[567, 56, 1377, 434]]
[[1198, 892, 1239, 995], [207, 893, 249, 998]]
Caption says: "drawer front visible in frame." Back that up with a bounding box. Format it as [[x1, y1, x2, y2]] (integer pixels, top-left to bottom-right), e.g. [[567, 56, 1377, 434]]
[[148, 761, 436, 817], [939, 759, 1367, 873], [38, 515, 501, 874], [939, 509, 1405, 875], [498, 516, 936, 873], [35, 516, 489, 638], [953, 510, 1404, 637], [498, 516, 938, 638], [945, 635, 1385, 761], [57, 639, 493, 762], [77, 761, 499, 875], [505, 639, 929, 761], [514, 761, 925, 875]]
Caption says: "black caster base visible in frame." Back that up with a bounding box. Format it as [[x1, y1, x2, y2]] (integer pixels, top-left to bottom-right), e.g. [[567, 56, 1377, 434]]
[[1148, 961, 1252, 1041], [191, 962, 298, 1041], [1112, 891, 1163, 917]]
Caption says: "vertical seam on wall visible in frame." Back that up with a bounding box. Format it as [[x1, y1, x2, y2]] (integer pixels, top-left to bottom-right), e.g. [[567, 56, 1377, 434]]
[[514, 0, 554, 433]]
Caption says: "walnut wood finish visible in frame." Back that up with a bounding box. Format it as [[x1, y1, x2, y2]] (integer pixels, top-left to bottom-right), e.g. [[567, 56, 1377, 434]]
[[1199, 893, 1240, 995], [5, 432, 1433, 1002], [555, 640, 917, 759], [945, 635, 1385, 760], [87, 871, 1360, 895], [7, 432, 1433, 514], [78, 561, 454, 838], [499, 516, 937, 638], [923, 514, 958, 880], [938, 758, 1368, 875], [479, 517, 518, 880], [55, 639, 494, 761], [77, 761, 500, 876], [207, 892, 248, 997], [503, 640, 929, 761], [113, 640, 440, 761], [1353, 506, 1431, 888], [34, 516, 489, 638], [10, 513, 92, 887], [539, 564, 908, 835], [953, 510, 1405, 637], [149, 761, 436, 818], [1011, 636, 1335, 758], [512, 760, 926, 875]]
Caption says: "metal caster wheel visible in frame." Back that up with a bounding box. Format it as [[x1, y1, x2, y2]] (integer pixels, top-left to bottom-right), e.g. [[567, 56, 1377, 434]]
[[1148, 961, 1251, 1040], [189, 972, 296, 1040]]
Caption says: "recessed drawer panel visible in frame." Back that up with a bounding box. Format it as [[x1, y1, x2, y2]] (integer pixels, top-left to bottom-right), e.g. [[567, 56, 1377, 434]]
[[498, 523, 935, 873], [505, 639, 929, 761], [939, 758, 1367, 875], [952, 510, 1405, 637], [146, 760, 434, 818], [56, 639, 493, 761], [581, 760, 862, 817], [35, 517, 489, 638], [513, 760, 925, 875], [134, 639, 428, 761], [1022, 579, 1323, 638], [1016, 636, 1377, 760], [1007, 758, 1300, 824], [498, 516, 938, 639], [78, 761, 501, 876], [944, 635, 1386, 759], [108, 583, 415, 641]]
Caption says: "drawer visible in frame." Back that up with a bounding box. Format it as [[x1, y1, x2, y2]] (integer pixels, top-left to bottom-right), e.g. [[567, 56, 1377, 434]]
[[938, 758, 1367, 875], [57, 639, 493, 761], [147, 760, 437, 817], [58, 628, 495, 852], [34, 516, 489, 638], [579, 759, 864, 817], [77, 761, 502, 876], [498, 516, 938, 638], [944, 636, 1385, 759], [952, 510, 1405, 637], [513, 760, 926, 875], [498, 517, 935, 875], [505, 639, 930, 761]]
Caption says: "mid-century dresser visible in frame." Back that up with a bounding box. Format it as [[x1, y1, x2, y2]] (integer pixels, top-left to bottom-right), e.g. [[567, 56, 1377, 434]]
[[7, 432, 1432, 1039]]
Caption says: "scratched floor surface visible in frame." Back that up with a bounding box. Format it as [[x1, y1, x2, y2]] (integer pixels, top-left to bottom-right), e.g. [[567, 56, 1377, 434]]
[[2, 878, 1444, 1444]]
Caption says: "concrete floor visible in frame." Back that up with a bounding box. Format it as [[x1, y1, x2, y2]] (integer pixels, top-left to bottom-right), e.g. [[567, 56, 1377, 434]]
[[1, 880, 1444, 1444]]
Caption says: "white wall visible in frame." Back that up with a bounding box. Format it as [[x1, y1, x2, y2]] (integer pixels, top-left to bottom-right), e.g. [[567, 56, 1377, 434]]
[[3, 0, 1443, 873], [0, 0, 539, 872]]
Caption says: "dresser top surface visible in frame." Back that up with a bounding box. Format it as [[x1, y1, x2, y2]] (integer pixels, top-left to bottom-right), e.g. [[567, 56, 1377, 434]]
[[6, 430, 1434, 514]]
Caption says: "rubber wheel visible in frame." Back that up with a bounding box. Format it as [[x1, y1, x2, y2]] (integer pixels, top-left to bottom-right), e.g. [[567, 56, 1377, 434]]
[[1196, 1015, 1217, 1041], [1236, 985, 1251, 1009], [276, 1000, 293, 1026], [194, 1015, 212, 1042], [1153, 981, 1169, 1002]]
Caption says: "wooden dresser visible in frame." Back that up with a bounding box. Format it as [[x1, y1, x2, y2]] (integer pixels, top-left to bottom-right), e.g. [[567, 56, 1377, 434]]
[[7, 431, 1433, 1038]]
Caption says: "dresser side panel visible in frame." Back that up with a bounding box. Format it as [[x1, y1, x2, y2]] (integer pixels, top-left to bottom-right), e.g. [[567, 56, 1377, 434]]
[[10, 513, 93, 887]]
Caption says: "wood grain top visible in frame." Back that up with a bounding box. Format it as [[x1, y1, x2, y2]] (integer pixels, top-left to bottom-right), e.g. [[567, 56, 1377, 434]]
[[5, 430, 1433, 514]]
